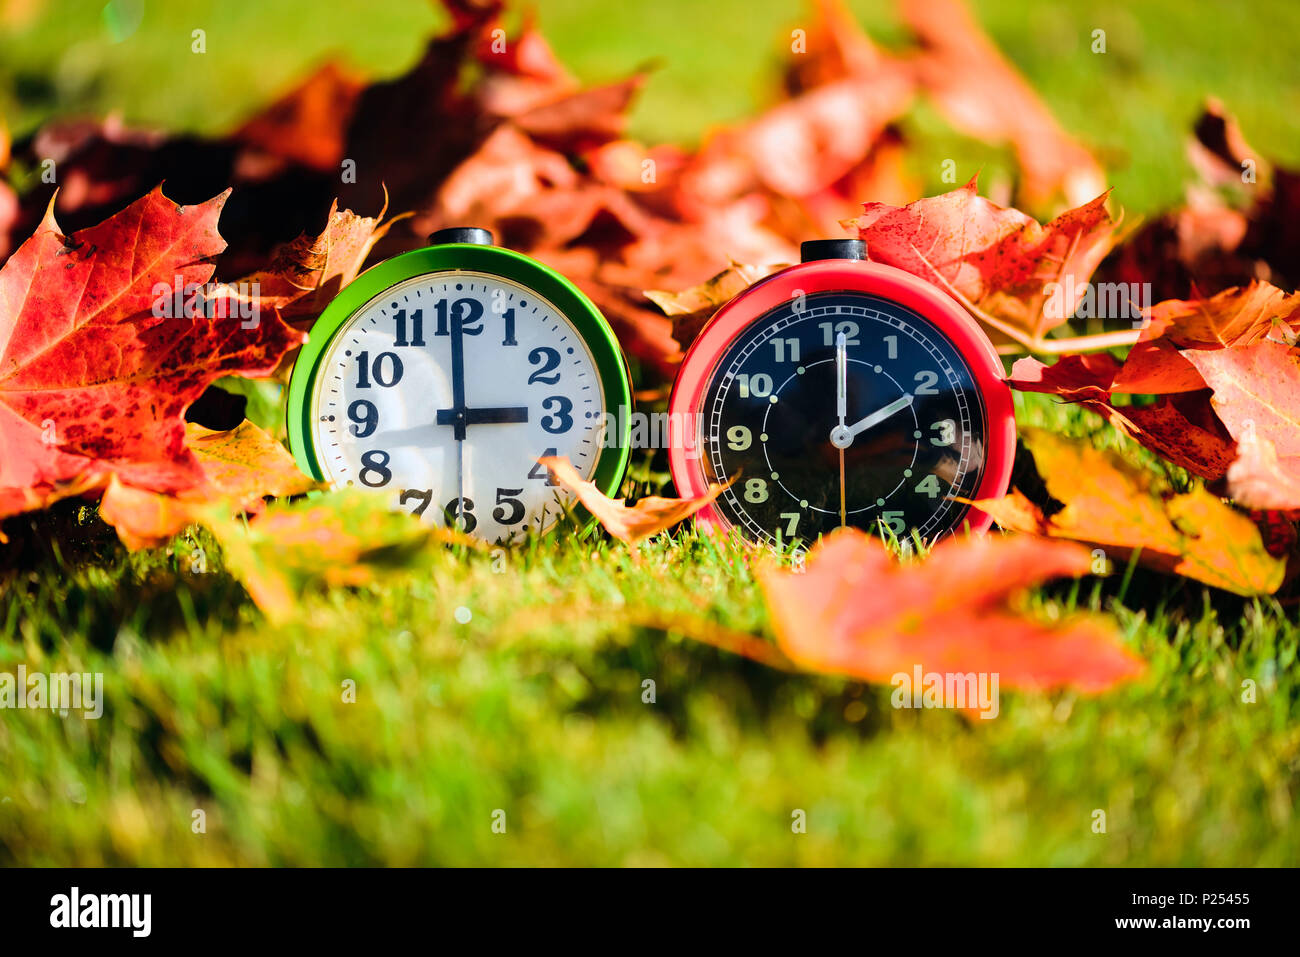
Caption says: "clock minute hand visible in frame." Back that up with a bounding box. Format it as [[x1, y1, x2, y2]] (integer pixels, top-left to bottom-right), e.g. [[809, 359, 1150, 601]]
[[835, 331, 847, 427], [835, 331, 847, 528]]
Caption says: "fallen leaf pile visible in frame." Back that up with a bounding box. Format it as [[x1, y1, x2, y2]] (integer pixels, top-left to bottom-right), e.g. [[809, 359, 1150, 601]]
[[972, 429, 1285, 596], [6, 0, 1300, 703]]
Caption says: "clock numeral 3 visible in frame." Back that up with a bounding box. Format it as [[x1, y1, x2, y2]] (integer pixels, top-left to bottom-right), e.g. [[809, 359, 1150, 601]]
[[540, 396, 573, 434]]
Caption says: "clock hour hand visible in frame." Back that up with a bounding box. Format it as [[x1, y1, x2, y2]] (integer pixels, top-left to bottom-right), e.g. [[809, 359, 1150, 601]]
[[830, 393, 913, 449]]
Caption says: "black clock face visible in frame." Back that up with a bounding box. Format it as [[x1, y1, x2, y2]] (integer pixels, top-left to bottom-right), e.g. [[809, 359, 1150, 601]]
[[702, 290, 989, 547]]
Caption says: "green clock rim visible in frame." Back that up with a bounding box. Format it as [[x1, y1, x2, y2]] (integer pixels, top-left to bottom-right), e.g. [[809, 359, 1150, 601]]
[[285, 242, 634, 526]]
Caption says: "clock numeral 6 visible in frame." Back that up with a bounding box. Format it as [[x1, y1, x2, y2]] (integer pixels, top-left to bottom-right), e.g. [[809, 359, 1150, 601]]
[[355, 351, 403, 389], [492, 488, 526, 526], [540, 396, 573, 434], [359, 449, 392, 487], [443, 497, 477, 533]]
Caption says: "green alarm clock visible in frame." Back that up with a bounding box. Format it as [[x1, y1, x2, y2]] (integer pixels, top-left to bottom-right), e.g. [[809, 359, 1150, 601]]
[[286, 227, 633, 543]]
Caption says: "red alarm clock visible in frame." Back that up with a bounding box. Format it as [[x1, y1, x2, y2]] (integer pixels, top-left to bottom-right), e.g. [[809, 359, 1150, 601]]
[[667, 239, 1015, 547]]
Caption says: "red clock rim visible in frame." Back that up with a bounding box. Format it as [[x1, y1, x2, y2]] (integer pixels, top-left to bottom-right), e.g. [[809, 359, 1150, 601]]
[[666, 259, 1016, 537]]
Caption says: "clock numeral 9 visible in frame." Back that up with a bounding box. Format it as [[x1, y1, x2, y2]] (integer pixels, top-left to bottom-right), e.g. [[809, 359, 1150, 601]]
[[528, 347, 561, 385], [492, 488, 525, 526], [819, 321, 860, 346], [359, 449, 392, 487], [541, 396, 573, 434], [348, 399, 378, 438], [443, 497, 477, 533], [737, 373, 772, 398], [726, 425, 752, 451], [355, 351, 403, 389]]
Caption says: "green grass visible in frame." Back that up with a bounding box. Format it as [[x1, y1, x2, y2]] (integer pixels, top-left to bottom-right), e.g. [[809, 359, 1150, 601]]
[[2, 0, 1299, 866], [1, 392, 1298, 866]]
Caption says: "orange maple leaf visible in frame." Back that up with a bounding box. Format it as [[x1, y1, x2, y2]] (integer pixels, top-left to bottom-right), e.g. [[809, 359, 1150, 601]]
[[539, 455, 728, 545], [757, 528, 1143, 696]]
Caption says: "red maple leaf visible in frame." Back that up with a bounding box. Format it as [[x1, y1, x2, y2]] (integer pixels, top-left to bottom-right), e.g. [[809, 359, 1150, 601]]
[[0, 186, 304, 521]]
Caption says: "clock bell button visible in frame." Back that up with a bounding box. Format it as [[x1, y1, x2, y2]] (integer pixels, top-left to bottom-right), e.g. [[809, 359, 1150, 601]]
[[427, 226, 495, 246], [800, 238, 866, 263]]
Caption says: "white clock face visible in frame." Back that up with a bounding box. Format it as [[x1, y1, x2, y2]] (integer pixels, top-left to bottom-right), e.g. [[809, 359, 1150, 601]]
[[309, 270, 608, 543]]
